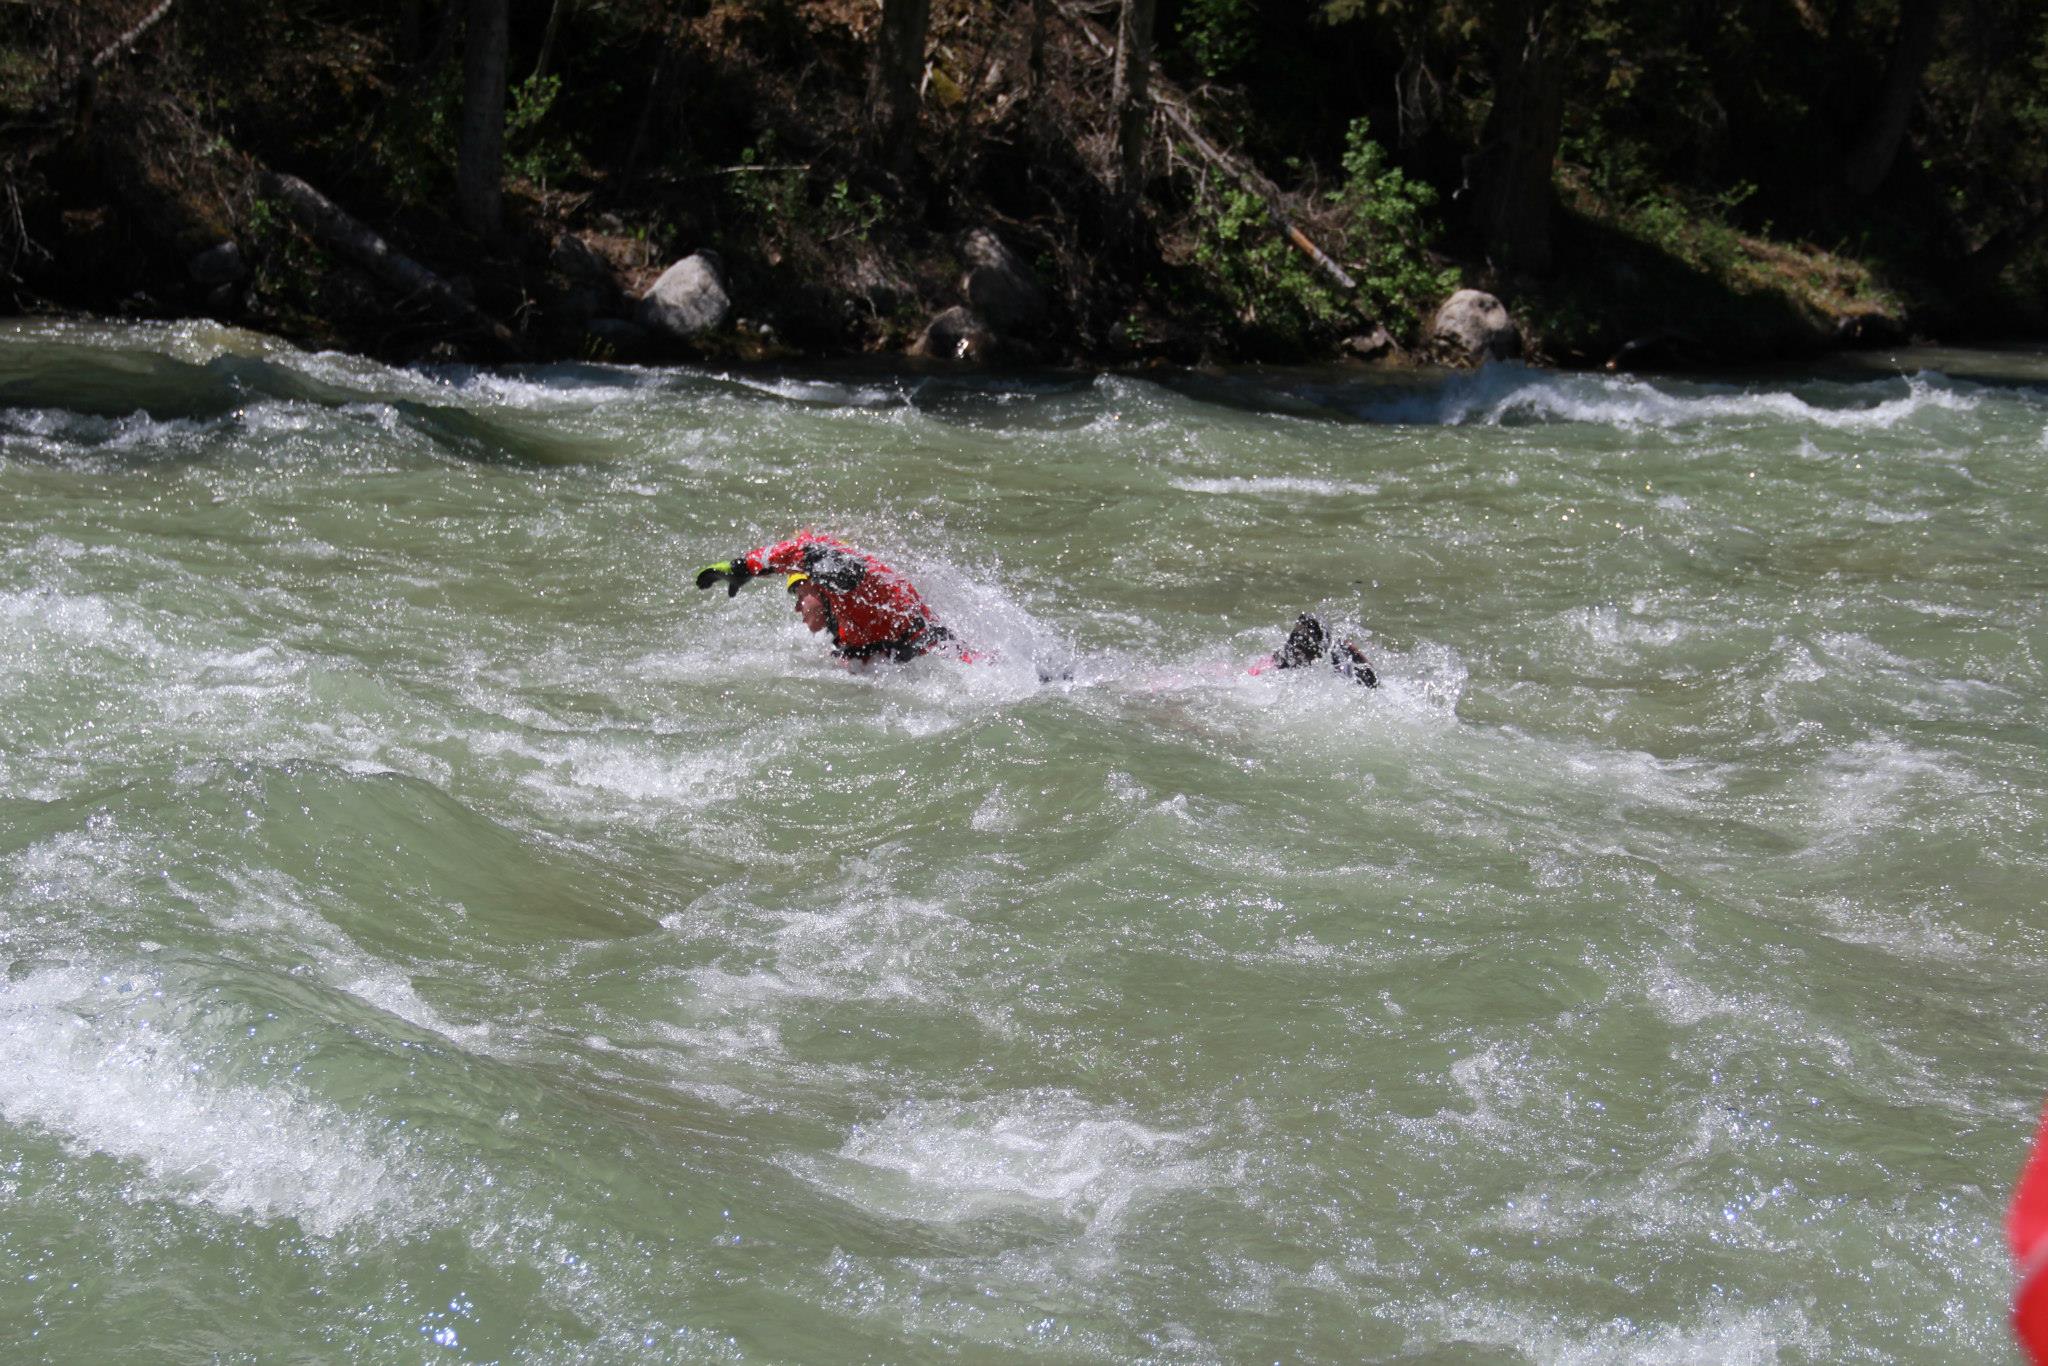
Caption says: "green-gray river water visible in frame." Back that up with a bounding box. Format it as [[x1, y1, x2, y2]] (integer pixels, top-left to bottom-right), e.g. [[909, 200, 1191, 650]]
[[3, 320, 2045, 1363]]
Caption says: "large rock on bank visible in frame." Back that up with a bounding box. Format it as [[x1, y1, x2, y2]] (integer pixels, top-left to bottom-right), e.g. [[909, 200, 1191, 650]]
[[638, 252, 731, 340], [959, 228, 1047, 336], [910, 306, 997, 362], [908, 228, 1049, 364], [1431, 289, 1521, 364]]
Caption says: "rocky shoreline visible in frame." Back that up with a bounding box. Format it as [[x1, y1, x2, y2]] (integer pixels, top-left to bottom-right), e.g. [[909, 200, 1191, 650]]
[[118, 187, 1907, 380], [7, 2, 1984, 379]]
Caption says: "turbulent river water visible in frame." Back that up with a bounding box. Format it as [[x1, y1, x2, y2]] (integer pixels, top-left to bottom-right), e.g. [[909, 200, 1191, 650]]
[[2, 319, 2045, 1363]]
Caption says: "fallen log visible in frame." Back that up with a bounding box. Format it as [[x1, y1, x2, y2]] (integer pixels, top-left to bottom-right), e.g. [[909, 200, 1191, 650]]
[[257, 172, 523, 356], [90, 0, 177, 73], [71, 0, 178, 137], [1050, 0, 1358, 296]]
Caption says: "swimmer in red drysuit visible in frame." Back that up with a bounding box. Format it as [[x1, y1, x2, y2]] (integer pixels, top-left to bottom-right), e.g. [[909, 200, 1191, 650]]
[[696, 532, 965, 665]]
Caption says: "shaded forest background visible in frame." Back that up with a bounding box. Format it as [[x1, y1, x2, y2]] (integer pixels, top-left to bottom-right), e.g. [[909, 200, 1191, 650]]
[[2, 0, 2045, 368]]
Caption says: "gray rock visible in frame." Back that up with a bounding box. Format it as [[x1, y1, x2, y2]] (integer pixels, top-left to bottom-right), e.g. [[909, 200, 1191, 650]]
[[959, 228, 1047, 335], [187, 240, 246, 286], [637, 252, 731, 340], [1341, 325, 1393, 361], [550, 233, 615, 286], [1431, 289, 1521, 363], [846, 255, 909, 319], [910, 306, 996, 363]]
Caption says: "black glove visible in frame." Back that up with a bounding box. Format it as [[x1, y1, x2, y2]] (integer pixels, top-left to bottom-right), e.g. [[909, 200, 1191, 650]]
[[694, 559, 755, 597]]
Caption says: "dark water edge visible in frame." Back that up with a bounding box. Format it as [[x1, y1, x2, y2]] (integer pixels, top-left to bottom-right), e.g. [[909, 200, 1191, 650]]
[[17, 300, 2047, 404], [6, 317, 2048, 454]]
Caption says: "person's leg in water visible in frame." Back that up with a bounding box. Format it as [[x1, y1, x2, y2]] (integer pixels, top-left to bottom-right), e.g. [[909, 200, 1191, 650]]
[[1273, 613, 1377, 687], [1331, 637, 1377, 687]]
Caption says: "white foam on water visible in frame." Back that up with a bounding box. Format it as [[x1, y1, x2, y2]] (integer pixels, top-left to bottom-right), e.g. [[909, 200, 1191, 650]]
[[444, 367, 656, 411], [1417, 1298, 1831, 1366], [1169, 475, 1383, 498], [1855, 500, 1934, 524], [787, 1090, 1207, 1232], [0, 965, 442, 1240], [1554, 742, 1729, 813], [494, 728, 762, 811], [1642, 953, 1743, 1028], [5, 791, 497, 1056], [0, 406, 220, 459], [1385, 1042, 1537, 1149], [1117, 634, 1467, 746], [760, 887, 972, 1006], [969, 786, 1016, 832], [2, 827, 151, 942], [464, 700, 813, 831], [1557, 601, 1692, 655], [1412, 363, 1983, 432], [1797, 736, 1961, 860], [711, 370, 908, 408], [630, 1003, 825, 1109], [0, 584, 151, 658], [1805, 892, 1996, 966]]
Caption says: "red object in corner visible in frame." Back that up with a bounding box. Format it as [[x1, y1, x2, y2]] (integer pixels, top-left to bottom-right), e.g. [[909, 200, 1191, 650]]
[[2014, 1105, 2048, 1365]]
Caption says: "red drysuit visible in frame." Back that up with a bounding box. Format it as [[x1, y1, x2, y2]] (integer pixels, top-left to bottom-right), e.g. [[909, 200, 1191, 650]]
[[740, 533, 954, 663], [2015, 1104, 2048, 1363]]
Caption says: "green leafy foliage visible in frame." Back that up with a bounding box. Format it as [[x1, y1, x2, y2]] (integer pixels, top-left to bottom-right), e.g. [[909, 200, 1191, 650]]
[[1191, 182, 1348, 341], [1188, 118, 1456, 348], [1176, 0, 1261, 79], [823, 180, 886, 243], [505, 73, 582, 189], [728, 140, 805, 240], [1328, 119, 1460, 325], [367, 63, 462, 207]]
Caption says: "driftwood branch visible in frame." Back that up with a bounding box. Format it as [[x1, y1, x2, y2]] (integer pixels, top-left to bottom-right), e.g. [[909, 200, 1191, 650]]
[[68, 0, 177, 136], [1051, 0, 1358, 296], [91, 0, 176, 72], [258, 172, 524, 355]]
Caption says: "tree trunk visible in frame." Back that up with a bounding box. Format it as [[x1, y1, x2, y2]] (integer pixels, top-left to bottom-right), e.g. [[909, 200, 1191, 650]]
[[1052, 0, 1356, 296], [533, 0, 573, 82], [399, 0, 422, 66], [457, 0, 508, 237], [1111, 0, 1157, 204], [1468, 0, 1570, 276], [623, 27, 673, 184], [867, 0, 932, 169], [259, 172, 523, 355], [1027, 0, 1048, 91], [1842, 0, 1947, 197]]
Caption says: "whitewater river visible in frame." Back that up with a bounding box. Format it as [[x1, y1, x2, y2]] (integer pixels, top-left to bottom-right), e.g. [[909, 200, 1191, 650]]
[[2, 320, 2044, 1363]]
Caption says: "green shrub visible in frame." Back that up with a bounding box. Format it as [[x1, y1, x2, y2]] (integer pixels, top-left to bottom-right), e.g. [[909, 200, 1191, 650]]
[[1190, 181, 1350, 343], [1329, 118, 1460, 327], [1177, 0, 1259, 79], [505, 73, 581, 190], [1189, 118, 1456, 348]]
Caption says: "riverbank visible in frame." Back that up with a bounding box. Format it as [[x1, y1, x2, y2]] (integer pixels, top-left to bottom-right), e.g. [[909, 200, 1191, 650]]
[[4, 1, 2040, 373]]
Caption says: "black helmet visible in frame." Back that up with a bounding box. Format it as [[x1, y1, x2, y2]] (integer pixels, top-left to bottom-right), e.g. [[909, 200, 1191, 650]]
[[800, 544, 868, 592]]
